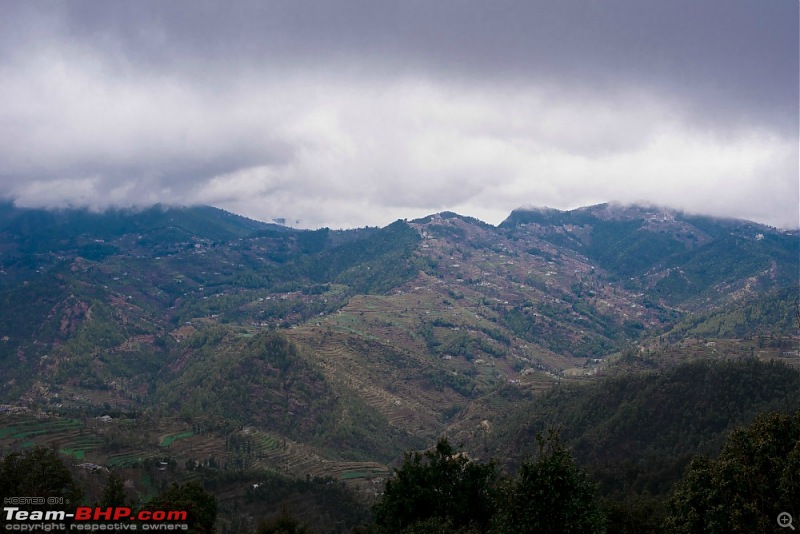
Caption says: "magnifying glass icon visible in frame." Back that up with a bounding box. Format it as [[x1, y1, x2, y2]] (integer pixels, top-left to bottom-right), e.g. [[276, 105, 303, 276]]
[[779, 512, 795, 530]]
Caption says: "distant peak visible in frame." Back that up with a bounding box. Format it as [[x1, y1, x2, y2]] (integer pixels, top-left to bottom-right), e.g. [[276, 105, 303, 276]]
[[512, 205, 563, 214], [572, 202, 680, 220], [411, 211, 494, 228]]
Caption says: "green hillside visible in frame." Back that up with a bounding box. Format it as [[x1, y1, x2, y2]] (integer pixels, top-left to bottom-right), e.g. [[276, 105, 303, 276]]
[[500, 204, 798, 309], [157, 330, 420, 462], [484, 359, 800, 496], [669, 287, 799, 339]]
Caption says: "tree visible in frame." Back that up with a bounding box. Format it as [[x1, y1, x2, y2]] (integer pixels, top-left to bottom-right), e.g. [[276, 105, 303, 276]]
[[0, 447, 83, 527], [372, 438, 498, 533], [256, 508, 314, 534], [0, 446, 83, 500], [599, 494, 666, 534], [100, 471, 127, 508], [144, 481, 218, 533], [491, 428, 605, 534], [666, 411, 800, 533]]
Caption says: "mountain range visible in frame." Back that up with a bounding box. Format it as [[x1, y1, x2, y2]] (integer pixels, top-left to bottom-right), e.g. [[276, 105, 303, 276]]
[[0, 200, 796, 530]]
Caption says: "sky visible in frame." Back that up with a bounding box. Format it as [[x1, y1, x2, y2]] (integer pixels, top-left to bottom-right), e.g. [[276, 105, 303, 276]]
[[0, 1, 797, 230]]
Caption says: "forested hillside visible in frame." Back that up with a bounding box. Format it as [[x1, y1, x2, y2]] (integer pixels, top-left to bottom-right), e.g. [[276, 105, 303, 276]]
[[482, 359, 800, 495]]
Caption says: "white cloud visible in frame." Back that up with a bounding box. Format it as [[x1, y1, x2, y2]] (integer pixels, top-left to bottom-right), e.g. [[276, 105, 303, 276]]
[[13, 176, 99, 208], [0, 37, 796, 229], [209, 78, 796, 229]]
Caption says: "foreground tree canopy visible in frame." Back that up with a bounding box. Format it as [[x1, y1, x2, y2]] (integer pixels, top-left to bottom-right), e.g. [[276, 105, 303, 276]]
[[0, 446, 84, 502], [492, 429, 606, 533], [0, 446, 83, 528], [0, 448, 217, 533], [144, 481, 219, 533], [2, 410, 797, 533], [666, 410, 800, 533], [369, 412, 799, 534], [370, 432, 605, 534]]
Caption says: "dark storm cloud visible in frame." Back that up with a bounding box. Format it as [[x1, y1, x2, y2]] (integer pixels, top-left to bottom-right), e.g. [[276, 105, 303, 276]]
[[10, 0, 790, 133], [0, 0, 796, 228]]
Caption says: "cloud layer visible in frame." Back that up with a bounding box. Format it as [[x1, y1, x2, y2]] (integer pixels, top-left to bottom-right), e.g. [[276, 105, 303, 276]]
[[1, 1, 797, 228]]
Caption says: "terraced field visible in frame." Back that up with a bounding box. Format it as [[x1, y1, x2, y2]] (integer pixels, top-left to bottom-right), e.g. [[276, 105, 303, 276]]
[[232, 429, 389, 486], [0, 415, 110, 462], [0, 411, 389, 494], [106, 450, 160, 467], [288, 327, 452, 437], [0, 416, 82, 440], [59, 435, 106, 460], [160, 431, 194, 447]]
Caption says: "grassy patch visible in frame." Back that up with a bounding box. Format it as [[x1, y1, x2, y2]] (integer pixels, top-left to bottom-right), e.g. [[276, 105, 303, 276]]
[[159, 431, 194, 447], [59, 448, 86, 460]]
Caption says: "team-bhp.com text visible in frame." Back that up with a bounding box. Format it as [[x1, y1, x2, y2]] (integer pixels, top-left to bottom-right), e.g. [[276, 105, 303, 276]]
[[4, 507, 188, 531]]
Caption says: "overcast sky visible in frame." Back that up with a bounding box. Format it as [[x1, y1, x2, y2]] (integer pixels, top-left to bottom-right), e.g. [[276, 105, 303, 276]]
[[1, 1, 797, 229]]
